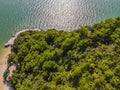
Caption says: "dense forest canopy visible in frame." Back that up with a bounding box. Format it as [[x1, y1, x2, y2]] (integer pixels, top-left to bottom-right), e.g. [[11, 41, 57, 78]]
[[8, 17, 120, 90]]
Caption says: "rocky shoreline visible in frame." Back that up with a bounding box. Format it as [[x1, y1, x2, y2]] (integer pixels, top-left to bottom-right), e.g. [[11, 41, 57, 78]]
[[4, 29, 41, 47]]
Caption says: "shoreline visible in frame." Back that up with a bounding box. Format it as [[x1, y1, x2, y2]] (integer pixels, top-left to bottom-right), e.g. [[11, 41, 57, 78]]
[[0, 28, 42, 90], [4, 28, 41, 47], [0, 47, 12, 90]]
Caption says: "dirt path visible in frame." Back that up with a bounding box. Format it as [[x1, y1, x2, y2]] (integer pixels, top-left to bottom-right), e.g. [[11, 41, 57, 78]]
[[0, 47, 14, 90]]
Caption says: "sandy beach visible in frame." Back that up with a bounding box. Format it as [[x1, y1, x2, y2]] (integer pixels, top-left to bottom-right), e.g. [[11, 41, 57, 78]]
[[0, 47, 14, 90]]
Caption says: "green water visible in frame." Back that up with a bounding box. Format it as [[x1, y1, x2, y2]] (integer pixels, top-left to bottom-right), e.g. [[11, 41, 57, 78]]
[[0, 0, 120, 50]]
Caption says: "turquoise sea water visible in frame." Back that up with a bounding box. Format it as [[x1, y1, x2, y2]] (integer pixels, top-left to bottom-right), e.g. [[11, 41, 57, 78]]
[[0, 0, 120, 50]]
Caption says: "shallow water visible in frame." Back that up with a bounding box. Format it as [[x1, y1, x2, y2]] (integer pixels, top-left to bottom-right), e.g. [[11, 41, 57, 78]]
[[0, 0, 120, 49]]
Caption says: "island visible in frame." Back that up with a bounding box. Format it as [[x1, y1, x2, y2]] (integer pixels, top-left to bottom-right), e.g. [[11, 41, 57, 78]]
[[4, 17, 120, 90]]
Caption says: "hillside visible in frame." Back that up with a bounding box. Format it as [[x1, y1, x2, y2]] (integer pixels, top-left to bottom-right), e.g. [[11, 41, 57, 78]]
[[8, 17, 120, 90]]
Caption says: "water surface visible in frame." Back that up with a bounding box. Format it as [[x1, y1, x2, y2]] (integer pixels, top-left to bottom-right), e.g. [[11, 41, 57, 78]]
[[0, 0, 120, 49]]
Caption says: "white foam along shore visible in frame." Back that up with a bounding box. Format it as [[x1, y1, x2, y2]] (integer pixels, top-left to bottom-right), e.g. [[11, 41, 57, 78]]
[[4, 28, 41, 47]]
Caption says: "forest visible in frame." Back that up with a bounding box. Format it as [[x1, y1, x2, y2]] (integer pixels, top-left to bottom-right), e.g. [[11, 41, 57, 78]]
[[8, 17, 120, 90]]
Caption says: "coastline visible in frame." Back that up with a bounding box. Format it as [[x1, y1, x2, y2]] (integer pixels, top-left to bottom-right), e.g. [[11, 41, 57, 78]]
[[0, 28, 41, 90], [0, 47, 11, 90], [4, 28, 41, 47]]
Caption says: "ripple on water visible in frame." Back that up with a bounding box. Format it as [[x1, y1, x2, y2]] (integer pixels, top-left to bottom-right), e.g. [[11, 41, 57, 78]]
[[0, 0, 120, 48]]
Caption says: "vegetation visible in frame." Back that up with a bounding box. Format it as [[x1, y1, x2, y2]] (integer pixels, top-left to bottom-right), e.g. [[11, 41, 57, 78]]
[[8, 17, 120, 90]]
